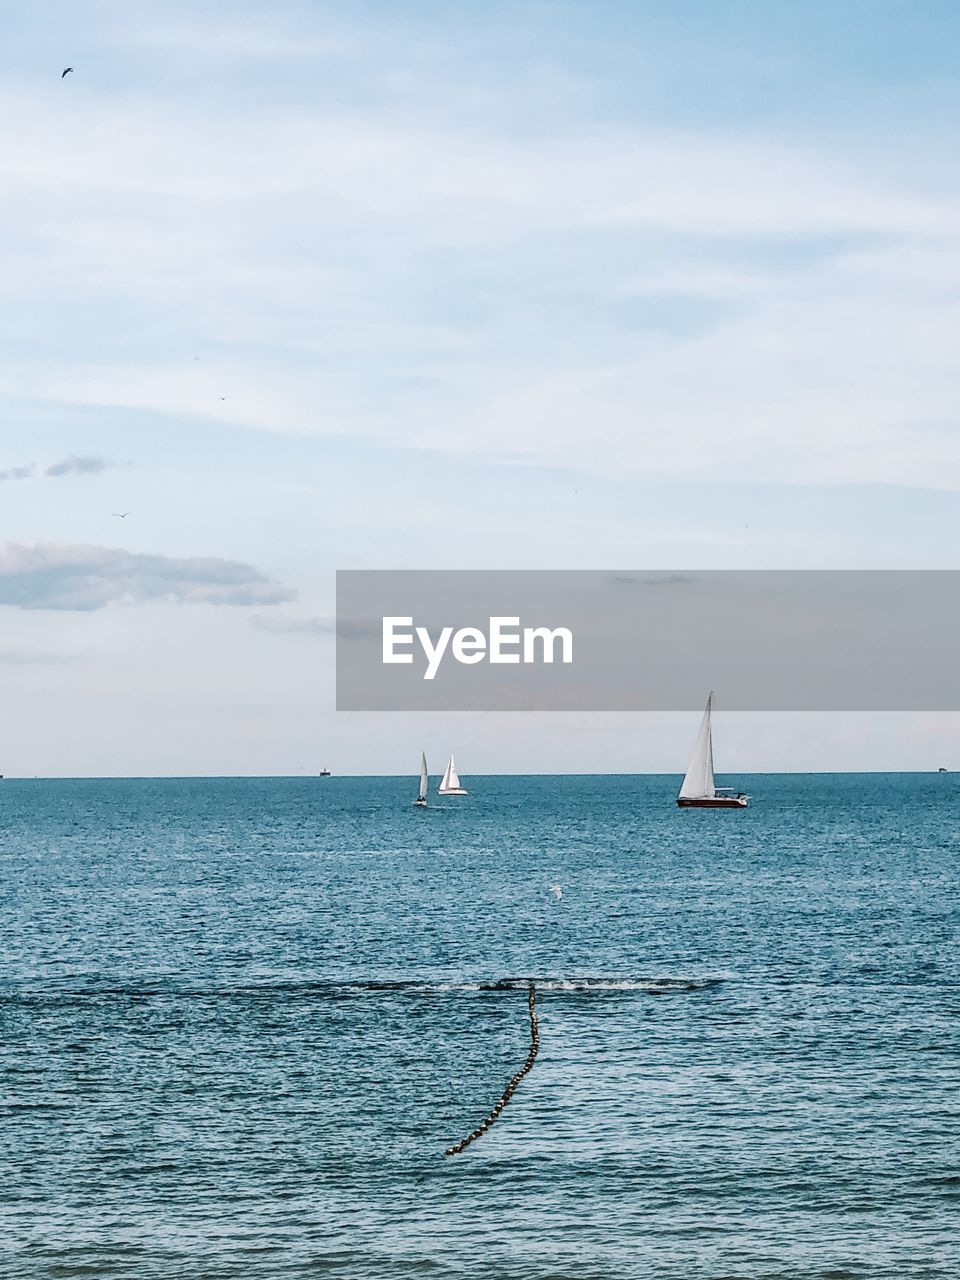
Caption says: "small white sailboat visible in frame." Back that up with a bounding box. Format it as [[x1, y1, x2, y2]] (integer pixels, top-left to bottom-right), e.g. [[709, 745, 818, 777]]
[[414, 752, 429, 807], [438, 754, 468, 796], [677, 692, 747, 809]]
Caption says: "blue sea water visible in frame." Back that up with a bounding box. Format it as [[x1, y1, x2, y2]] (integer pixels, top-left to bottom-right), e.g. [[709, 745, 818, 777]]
[[1, 773, 958, 1279]]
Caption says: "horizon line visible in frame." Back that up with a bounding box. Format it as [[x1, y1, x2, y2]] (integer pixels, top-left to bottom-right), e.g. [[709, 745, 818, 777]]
[[1, 769, 953, 782]]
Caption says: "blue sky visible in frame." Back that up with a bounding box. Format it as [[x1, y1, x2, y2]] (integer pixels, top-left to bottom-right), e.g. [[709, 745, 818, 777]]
[[2, 0, 960, 775]]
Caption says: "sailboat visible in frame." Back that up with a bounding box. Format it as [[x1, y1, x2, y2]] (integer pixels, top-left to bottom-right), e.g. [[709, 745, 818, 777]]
[[438, 754, 468, 796], [677, 692, 748, 809], [414, 752, 429, 807]]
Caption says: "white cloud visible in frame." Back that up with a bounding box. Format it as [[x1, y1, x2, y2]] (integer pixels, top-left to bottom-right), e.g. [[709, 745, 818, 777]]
[[0, 541, 295, 611]]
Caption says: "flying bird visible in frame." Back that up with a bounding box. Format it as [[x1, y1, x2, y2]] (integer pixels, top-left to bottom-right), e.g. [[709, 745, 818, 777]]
[[549, 884, 563, 900], [111, 511, 130, 519], [61, 67, 73, 78]]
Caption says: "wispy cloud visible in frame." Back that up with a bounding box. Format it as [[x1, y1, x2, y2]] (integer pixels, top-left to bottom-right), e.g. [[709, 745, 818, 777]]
[[253, 614, 335, 636], [44, 454, 112, 477], [1, 102, 954, 487], [0, 7, 957, 490], [0, 542, 295, 611], [0, 649, 78, 665], [0, 454, 116, 481], [252, 614, 379, 640]]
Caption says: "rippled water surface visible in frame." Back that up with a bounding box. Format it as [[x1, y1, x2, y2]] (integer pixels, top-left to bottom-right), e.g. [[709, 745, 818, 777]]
[[2, 774, 958, 1278]]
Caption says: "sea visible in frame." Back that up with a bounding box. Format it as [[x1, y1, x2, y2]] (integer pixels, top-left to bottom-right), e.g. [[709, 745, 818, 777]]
[[1, 774, 958, 1279]]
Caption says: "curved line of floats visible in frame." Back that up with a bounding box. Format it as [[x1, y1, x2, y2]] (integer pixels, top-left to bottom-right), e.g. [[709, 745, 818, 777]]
[[445, 984, 539, 1156]]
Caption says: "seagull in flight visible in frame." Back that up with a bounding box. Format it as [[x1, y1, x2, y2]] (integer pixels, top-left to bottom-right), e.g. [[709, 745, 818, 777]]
[[112, 511, 130, 519], [549, 884, 563, 900], [61, 67, 73, 78]]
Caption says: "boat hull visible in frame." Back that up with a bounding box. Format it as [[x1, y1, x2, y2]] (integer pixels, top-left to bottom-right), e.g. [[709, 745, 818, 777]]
[[677, 795, 748, 809], [438, 788, 468, 796]]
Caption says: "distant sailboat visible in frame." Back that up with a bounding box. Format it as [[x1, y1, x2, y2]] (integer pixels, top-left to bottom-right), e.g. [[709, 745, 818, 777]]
[[415, 752, 429, 807], [677, 693, 747, 809], [438, 754, 468, 796]]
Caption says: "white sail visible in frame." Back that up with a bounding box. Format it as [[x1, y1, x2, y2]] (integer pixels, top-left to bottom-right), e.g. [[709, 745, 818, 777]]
[[418, 752, 429, 801], [438, 754, 467, 795], [678, 693, 716, 800]]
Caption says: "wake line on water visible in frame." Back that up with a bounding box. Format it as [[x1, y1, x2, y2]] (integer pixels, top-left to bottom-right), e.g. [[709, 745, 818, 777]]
[[282, 975, 724, 994], [471, 976, 722, 993], [365, 976, 724, 994], [0, 975, 725, 1001]]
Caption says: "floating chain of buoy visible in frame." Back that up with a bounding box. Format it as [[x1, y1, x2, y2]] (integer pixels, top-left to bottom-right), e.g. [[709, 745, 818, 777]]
[[444, 984, 539, 1156]]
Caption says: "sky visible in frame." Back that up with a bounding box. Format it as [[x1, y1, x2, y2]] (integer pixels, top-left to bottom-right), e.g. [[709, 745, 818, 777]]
[[2, 0, 960, 776]]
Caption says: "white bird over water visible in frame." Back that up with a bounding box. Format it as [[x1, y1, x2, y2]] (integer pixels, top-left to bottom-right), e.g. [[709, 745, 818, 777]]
[[549, 884, 563, 900]]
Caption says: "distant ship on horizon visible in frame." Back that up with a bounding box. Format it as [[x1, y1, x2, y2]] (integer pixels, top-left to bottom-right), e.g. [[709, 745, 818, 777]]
[[318, 767, 332, 777]]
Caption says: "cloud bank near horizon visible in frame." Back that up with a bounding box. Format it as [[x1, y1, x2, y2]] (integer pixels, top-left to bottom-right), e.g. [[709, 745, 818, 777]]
[[0, 542, 295, 611]]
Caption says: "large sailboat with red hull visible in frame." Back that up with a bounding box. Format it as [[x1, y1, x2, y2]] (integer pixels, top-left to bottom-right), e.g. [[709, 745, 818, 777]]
[[677, 693, 748, 809]]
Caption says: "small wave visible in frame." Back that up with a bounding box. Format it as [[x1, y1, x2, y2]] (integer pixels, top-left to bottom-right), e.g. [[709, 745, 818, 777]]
[[252, 976, 724, 995], [475, 976, 723, 994], [0, 975, 724, 1001]]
